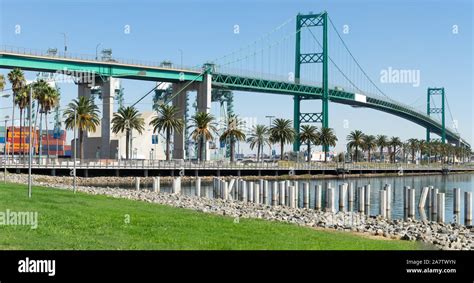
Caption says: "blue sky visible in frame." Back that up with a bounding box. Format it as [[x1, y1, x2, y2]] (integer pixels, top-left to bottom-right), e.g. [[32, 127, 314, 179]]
[[0, 0, 472, 153]]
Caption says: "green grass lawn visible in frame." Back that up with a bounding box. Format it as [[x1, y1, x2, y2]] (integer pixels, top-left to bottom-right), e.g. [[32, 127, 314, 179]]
[[0, 183, 422, 250]]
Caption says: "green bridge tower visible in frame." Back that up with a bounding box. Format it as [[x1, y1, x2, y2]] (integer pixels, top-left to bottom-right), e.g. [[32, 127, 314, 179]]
[[293, 11, 329, 152], [426, 87, 446, 143]]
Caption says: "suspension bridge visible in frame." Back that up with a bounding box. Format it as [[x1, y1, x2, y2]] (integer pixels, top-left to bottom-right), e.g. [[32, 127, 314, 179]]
[[0, 11, 469, 162]]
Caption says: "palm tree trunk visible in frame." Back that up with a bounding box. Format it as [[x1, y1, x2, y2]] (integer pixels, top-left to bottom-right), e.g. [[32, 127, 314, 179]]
[[38, 112, 43, 158], [33, 103, 40, 156], [230, 140, 235, 162], [125, 130, 130, 160], [412, 148, 415, 163], [355, 146, 358, 162], [199, 135, 204, 162], [46, 113, 50, 161], [165, 128, 170, 161], [79, 129, 84, 161], [260, 143, 264, 162], [380, 146, 384, 163], [368, 149, 371, 163], [256, 142, 260, 162], [280, 141, 284, 160], [324, 145, 328, 162], [307, 142, 311, 163]]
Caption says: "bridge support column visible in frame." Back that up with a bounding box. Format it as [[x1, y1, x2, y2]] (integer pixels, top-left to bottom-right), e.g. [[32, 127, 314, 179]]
[[172, 83, 190, 160], [99, 78, 117, 159], [197, 72, 212, 161]]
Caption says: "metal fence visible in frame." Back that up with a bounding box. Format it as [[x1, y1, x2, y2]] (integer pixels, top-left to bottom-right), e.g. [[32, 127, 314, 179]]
[[2, 157, 473, 171]]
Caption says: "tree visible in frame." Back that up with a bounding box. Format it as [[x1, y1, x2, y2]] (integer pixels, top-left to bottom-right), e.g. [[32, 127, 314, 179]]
[[318, 127, 337, 162], [299, 125, 319, 163], [389, 136, 402, 163], [0, 74, 5, 90], [189, 112, 217, 161], [149, 104, 184, 161], [31, 80, 49, 155], [111, 106, 145, 160], [247, 125, 270, 162], [407, 138, 419, 164], [7, 68, 26, 158], [63, 96, 100, 160], [376, 135, 388, 162], [362, 135, 376, 162], [220, 114, 246, 162], [347, 130, 365, 162], [269, 118, 294, 161], [42, 86, 60, 159], [15, 85, 30, 159]]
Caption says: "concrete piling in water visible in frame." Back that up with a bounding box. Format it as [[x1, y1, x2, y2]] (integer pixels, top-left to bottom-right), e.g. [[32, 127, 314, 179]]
[[223, 181, 229, 200], [242, 181, 248, 202], [135, 177, 140, 191], [259, 179, 264, 202], [279, 181, 286, 206], [379, 189, 387, 218], [437, 193, 445, 223], [431, 188, 439, 215], [465, 192, 472, 226], [364, 184, 371, 214], [303, 182, 309, 209], [195, 177, 201, 197], [418, 187, 429, 208], [315, 185, 322, 211], [289, 186, 296, 208], [326, 188, 335, 213], [348, 183, 354, 211], [272, 181, 278, 206], [339, 183, 346, 212], [384, 184, 392, 211], [408, 188, 415, 219], [248, 182, 254, 203], [427, 186, 434, 208], [152, 177, 160, 193], [358, 187, 365, 214], [453, 188, 461, 214], [263, 180, 269, 205], [403, 186, 410, 210], [254, 184, 260, 204], [293, 181, 299, 207]]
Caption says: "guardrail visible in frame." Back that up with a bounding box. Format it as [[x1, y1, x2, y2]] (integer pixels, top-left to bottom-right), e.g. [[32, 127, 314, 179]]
[[2, 158, 474, 171]]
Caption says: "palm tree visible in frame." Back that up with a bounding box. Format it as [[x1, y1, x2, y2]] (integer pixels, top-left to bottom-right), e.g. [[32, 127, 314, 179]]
[[418, 139, 427, 163], [389, 136, 402, 163], [149, 104, 184, 161], [220, 114, 246, 162], [7, 68, 26, 158], [63, 96, 100, 160], [299, 125, 319, 162], [42, 86, 60, 159], [15, 85, 30, 158], [376, 135, 388, 162], [347, 130, 365, 162], [269, 118, 294, 161], [0, 74, 5, 90], [407, 138, 419, 164], [362, 134, 376, 162], [247, 125, 270, 162], [318, 127, 337, 162], [189, 112, 217, 161], [31, 80, 49, 155], [111, 106, 145, 160]]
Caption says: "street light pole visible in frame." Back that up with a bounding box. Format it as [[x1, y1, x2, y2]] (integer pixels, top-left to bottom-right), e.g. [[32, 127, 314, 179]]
[[28, 85, 33, 198], [61, 33, 68, 55], [95, 43, 101, 60], [73, 109, 77, 193], [3, 116, 8, 184]]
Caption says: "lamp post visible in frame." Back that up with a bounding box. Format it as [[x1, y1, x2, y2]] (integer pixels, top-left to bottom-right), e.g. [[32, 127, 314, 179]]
[[95, 43, 102, 60], [61, 33, 68, 55], [28, 85, 32, 198], [3, 115, 9, 184]]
